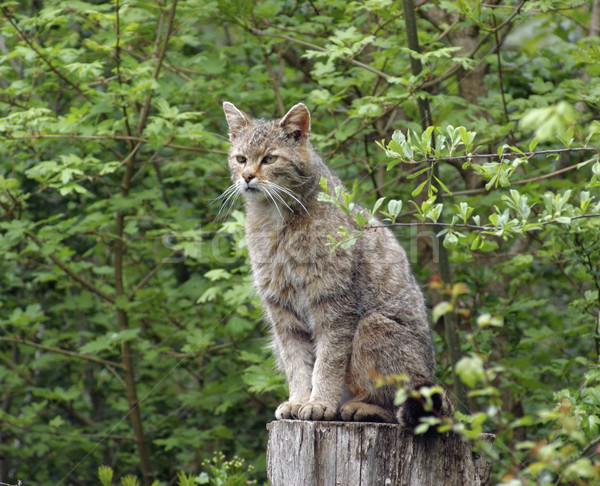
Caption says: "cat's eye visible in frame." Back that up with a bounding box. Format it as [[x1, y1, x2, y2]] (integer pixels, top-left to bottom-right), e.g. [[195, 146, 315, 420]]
[[262, 155, 278, 164], [235, 155, 247, 164]]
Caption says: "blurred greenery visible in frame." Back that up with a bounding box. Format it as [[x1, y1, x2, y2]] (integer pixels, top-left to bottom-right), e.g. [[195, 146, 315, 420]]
[[0, 0, 599, 485]]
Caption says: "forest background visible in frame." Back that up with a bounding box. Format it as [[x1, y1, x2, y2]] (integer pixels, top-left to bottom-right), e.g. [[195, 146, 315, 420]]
[[1, 0, 600, 485]]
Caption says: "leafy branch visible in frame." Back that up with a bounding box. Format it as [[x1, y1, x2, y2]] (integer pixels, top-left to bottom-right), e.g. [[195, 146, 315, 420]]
[[419, 0, 527, 90], [0, 134, 226, 154], [248, 27, 391, 80], [2, 8, 88, 99], [25, 231, 116, 304], [369, 213, 600, 232], [0, 336, 124, 371]]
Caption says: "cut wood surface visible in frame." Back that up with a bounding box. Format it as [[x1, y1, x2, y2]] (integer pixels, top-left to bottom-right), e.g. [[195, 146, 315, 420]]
[[267, 420, 494, 486]]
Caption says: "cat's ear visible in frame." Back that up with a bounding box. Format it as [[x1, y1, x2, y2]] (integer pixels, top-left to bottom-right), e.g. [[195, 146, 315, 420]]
[[223, 102, 251, 141], [280, 103, 311, 142]]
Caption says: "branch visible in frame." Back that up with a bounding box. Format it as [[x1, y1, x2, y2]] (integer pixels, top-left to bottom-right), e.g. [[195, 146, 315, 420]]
[[0, 354, 98, 426], [592, 0, 600, 36], [26, 231, 116, 304], [420, 0, 526, 90], [2, 8, 88, 99], [368, 213, 600, 232], [402, 0, 469, 415], [119, 46, 195, 81], [249, 28, 391, 80], [446, 158, 598, 197], [136, 0, 178, 138], [127, 251, 178, 300], [0, 95, 29, 110], [0, 134, 227, 154], [393, 147, 599, 166], [112, 5, 179, 485], [0, 337, 124, 370]]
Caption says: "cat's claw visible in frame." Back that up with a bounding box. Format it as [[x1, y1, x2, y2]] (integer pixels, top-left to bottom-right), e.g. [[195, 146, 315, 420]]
[[275, 401, 304, 419], [297, 401, 337, 421]]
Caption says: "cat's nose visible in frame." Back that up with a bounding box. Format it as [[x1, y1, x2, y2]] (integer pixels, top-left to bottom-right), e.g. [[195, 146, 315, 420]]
[[242, 171, 255, 183]]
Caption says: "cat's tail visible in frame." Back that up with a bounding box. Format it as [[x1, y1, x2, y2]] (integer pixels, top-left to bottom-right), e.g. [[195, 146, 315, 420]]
[[396, 381, 454, 430]]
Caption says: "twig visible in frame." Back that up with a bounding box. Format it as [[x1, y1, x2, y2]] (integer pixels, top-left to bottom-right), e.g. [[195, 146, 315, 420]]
[[127, 251, 178, 300], [249, 28, 391, 80], [25, 231, 116, 304], [0, 354, 98, 426], [399, 147, 599, 165], [420, 0, 526, 90], [446, 158, 597, 197], [493, 17, 515, 145], [136, 0, 178, 138], [2, 8, 88, 99], [368, 213, 600, 233], [261, 47, 285, 116], [0, 134, 227, 154], [0, 337, 124, 370], [322, 98, 410, 148], [0, 95, 28, 110]]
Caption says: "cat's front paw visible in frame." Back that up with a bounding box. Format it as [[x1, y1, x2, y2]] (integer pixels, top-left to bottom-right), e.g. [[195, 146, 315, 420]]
[[275, 401, 304, 419], [297, 401, 337, 421]]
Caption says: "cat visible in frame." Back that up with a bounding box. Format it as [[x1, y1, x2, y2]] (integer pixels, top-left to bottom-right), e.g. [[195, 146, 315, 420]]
[[221, 101, 450, 426]]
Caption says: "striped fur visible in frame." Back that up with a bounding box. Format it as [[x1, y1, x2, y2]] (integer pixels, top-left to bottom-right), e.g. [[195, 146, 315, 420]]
[[222, 102, 450, 425]]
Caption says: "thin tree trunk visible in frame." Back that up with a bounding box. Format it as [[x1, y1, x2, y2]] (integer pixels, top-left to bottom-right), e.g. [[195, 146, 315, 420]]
[[401, 0, 469, 414], [590, 0, 600, 37]]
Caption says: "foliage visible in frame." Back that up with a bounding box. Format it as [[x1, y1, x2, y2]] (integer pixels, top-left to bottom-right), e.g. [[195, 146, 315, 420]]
[[96, 454, 257, 486], [1, 0, 599, 485]]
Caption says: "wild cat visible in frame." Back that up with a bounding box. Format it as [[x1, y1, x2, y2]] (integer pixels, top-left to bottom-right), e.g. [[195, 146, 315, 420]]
[[221, 101, 450, 425]]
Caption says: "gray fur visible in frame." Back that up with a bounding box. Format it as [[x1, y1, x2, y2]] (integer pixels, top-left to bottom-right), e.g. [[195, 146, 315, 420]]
[[222, 102, 449, 425]]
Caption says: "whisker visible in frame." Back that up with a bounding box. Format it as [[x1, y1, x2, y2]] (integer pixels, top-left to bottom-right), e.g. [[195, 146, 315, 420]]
[[269, 182, 310, 215], [264, 182, 294, 214], [215, 184, 242, 220], [211, 184, 237, 206], [262, 185, 285, 220]]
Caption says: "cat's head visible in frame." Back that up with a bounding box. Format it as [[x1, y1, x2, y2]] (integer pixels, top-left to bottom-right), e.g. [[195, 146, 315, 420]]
[[221, 102, 314, 215]]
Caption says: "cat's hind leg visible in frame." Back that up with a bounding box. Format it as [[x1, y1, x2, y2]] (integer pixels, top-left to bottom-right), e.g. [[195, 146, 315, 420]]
[[341, 313, 435, 424], [339, 399, 395, 422]]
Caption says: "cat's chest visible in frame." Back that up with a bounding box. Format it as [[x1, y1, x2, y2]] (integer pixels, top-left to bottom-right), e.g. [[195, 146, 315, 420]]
[[246, 217, 348, 298]]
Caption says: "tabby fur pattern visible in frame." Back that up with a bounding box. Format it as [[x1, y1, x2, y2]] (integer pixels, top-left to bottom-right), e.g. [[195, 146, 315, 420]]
[[222, 101, 450, 425]]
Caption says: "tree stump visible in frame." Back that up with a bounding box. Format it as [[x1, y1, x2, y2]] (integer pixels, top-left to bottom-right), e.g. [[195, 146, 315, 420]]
[[267, 420, 493, 486]]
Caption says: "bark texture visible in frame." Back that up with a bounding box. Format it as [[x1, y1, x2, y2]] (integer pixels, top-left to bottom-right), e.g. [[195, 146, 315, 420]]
[[267, 420, 493, 486]]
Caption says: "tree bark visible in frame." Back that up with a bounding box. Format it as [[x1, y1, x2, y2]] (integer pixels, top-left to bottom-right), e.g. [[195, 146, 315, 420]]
[[267, 420, 493, 486], [401, 0, 469, 414], [590, 0, 600, 37]]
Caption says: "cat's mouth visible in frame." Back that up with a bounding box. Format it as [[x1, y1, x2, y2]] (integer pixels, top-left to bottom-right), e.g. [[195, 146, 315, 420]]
[[243, 185, 261, 194]]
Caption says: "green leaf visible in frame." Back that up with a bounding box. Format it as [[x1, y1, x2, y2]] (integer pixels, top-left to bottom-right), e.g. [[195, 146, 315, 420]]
[[528, 137, 539, 152], [432, 301, 453, 322], [433, 175, 452, 195], [205, 269, 231, 281], [355, 211, 368, 228], [387, 199, 403, 216], [456, 355, 485, 388], [372, 197, 385, 215], [476, 313, 503, 328], [319, 176, 329, 192], [411, 180, 428, 197], [98, 466, 114, 486], [443, 231, 458, 248], [406, 166, 431, 180], [554, 216, 571, 225]]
